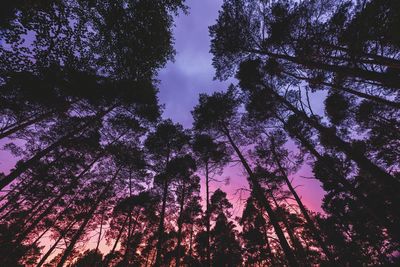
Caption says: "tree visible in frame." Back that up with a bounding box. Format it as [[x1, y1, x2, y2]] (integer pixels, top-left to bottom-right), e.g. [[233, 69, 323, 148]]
[[0, 1, 186, 265], [254, 129, 334, 262], [209, 0, 399, 263], [144, 120, 191, 266], [209, 189, 242, 267], [192, 87, 299, 266], [70, 249, 103, 267], [240, 197, 276, 266], [192, 133, 229, 266]]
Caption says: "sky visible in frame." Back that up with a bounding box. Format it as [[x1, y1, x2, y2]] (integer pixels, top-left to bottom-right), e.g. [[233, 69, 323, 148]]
[[157, 0, 325, 214], [158, 0, 232, 127]]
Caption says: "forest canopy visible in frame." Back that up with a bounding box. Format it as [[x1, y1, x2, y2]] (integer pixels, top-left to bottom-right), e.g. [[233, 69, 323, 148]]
[[0, 0, 399, 266]]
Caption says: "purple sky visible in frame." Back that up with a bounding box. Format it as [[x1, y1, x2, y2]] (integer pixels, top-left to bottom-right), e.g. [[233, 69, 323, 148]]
[[157, 0, 325, 214], [158, 0, 232, 127]]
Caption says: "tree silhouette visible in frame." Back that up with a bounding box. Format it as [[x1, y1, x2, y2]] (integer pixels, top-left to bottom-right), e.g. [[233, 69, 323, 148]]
[[209, 189, 241, 267], [209, 0, 400, 265], [192, 86, 299, 266], [192, 133, 229, 266], [0, 0, 399, 266], [144, 120, 190, 266]]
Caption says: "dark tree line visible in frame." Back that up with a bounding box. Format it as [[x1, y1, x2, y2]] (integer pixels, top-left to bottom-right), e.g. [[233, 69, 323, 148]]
[[0, 0, 399, 266]]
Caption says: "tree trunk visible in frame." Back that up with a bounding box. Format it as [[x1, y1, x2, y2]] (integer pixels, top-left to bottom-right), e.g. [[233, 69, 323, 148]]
[[270, 193, 308, 266], [0, 109, 56, 140], [92, 208, 105, 266], [104, 215, 129, 266], [263, 50, 400, 89], [205, 162, 211, 267], [222, 126, 299, 267], [154, 179, 169, 267], [35, 219, 78, 267], [122, 208, 141, 264], [283, 70, 400, 109], [0, 105, 116, 190], [269, 137, 335, 263], [175, 180, 186, 267], [56, 167, 120, 267], [263, 224, 276, 266], [269, 86, 399, 189], [282, 118, 400, 242]]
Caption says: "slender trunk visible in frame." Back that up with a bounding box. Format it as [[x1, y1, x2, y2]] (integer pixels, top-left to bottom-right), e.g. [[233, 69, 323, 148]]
[[222, 126, 299, 267], [0, 176, 36, 204], [269, 137, 334, 262], [154, 179, 169, 267], [1, 111, 45, 133], [15, 150, 107, 243], [175, 180, 186, 267], [16, 194, 62, 243], [144, 248, 151, 267], [263, 224, 276, 266], [92, 209, 105, 266], [269, 86, 399, 188], [0, 149, 67, 214], [56, 205, 99, 266], [104, 216, 129, 266], [122, 208, 141, 264], [28, 193, 80, 249], [150, 249, 157, 266], [262, 50, 400, 88], [322, 42, 400, 69], [283, 70, 400, 109], [0, 110, 55, 140], [270, 192, 308, 266], [35, 219, 78, 267], [2, 196, 44, 222], [188, 221, 194, 260], [56, 168, 120, 267], [0, 105, 116, 190], [205, 162, 211, 267], [282, 119, 400, 242]]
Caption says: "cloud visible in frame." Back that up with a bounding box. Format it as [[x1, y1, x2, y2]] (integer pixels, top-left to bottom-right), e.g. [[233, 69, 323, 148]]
[[157, 0, 230, 127]]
